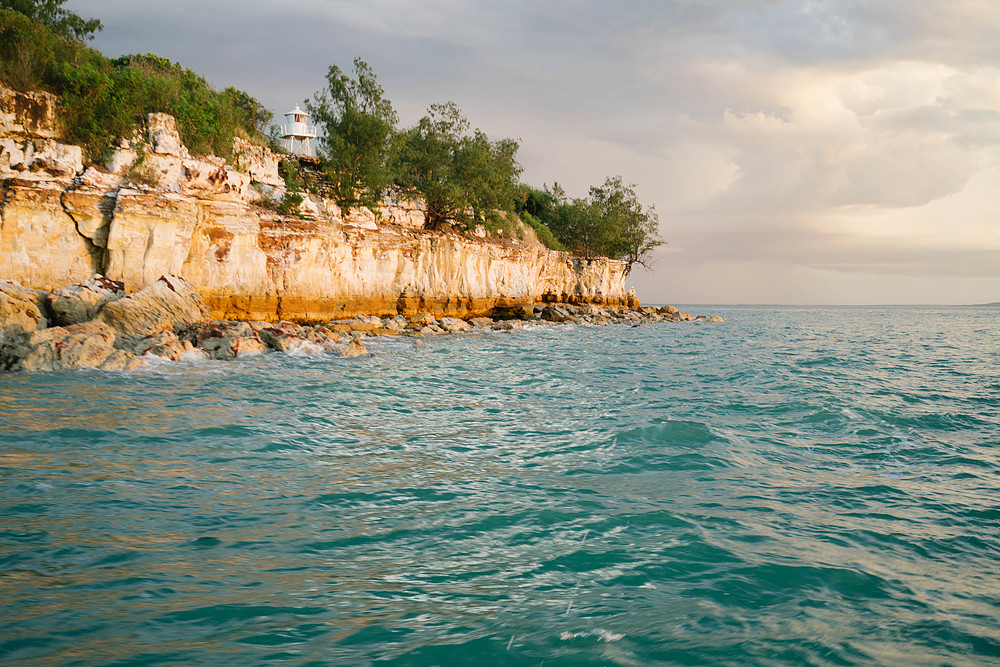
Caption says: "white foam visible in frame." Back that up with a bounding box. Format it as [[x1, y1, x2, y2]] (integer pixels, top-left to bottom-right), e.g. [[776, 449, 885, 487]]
[[180, 349, 209, 363], [559, 629, 624, 642], [284, 340, 326, 357]]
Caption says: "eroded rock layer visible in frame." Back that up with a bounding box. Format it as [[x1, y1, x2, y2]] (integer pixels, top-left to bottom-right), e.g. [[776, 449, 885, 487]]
[[0, 86, 632, 321]]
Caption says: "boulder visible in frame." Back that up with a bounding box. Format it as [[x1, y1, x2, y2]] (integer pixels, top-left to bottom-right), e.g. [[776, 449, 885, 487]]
[[5, 320, 144, 371], [47, 275, 125, 326], [312, 325, 344, 343], [230, 336, 268, 357], [200, 335, 267, 360], [490, 303, 533, 320], [540, 305, 578, 324], [341, 336, 370, 358], [98, 275, 209, 339], [176, 319, 272, 359], [492, 320, 524, 331], [131, 330, 192, 360], [709, 315, 725, 323], [576, 304, 607, 317], [0, 280, 48, 346], [468, 317, 494, 329], [177, 319, 256, 346], [381, 315, 407, 331], [439, 317, 471, 333], [258, 326, 308, 352], [408, 312, 436, 326], [344, 319, 379, 332]]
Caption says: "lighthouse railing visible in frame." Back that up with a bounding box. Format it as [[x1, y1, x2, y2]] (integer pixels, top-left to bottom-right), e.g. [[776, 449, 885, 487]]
[[280, 123, 317, 138]]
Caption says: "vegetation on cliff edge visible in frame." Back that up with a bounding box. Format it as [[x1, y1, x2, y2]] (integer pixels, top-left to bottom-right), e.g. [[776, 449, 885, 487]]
[[0, 2, 663, 271], [305, 57, 661, 271], [0, 7, 271, 159], [307, 58, 398, 215]]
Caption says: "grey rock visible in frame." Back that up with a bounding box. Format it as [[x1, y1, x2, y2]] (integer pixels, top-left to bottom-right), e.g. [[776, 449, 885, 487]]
[[200, 335, 267, 360], [5, 320, 144, 371], [0, 280, 48, 343], [341, 336, 370, 357], [439, 317, 471, 333], [131, 330, 191, 360], [468, 317, 494, 329], [47, 275, 125, 326], [98, 275, 209, 339]]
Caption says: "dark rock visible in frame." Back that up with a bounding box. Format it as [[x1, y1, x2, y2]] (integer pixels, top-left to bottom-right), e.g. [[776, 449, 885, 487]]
[[131, 331, 192, 360]]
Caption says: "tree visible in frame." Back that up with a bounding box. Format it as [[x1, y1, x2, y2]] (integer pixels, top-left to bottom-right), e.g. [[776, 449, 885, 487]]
[[396, 101, 522, 230], [547, 176, 663, 274], [308, 58, 398, 215], [589, 176, 663, 272], [395, 102, 467, 228], [455, 130, 521, 223], [0, 0, 101, 40]]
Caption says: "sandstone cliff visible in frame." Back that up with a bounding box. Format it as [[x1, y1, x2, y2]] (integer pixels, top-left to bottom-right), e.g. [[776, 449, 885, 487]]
[[0, 86, 633, 321]]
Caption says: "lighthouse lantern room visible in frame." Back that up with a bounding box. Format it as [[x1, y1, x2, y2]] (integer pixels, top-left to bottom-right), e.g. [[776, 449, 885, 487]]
[[280, 105, 316, 156]]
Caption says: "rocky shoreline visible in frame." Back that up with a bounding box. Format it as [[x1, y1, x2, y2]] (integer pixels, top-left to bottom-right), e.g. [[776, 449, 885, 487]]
[[1, 274, 722, 372]]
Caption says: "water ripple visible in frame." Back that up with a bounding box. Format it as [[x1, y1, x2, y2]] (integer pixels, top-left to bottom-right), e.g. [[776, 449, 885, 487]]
[[1, 306, 998, 665]]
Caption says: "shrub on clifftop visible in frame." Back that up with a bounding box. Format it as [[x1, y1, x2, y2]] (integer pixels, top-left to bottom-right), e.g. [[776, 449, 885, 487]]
[[395, 101, 522, 230], [0, 10, 270, 160], [518, 179, 663, 273]]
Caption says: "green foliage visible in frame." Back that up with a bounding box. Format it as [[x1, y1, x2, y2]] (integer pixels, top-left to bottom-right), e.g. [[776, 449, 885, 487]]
[[513, 183, 569, 251], [277, 159, 304, 216], [589, 176, 663, 270], [278, 192, 303, 216], [308, 58, 398, 215], [1, 0, 101, 40], [546, 176, 663, 273], [0, 8, 89, 91], [123, 146, 159, 187], [396, 101, 522, 230], [516, 184, 556, 220], [0, 11, 270, 161], [520, 212, 566, 251], [395, 102, 466, 228]]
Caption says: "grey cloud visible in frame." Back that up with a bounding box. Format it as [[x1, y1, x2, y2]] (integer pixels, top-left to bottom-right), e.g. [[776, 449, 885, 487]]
[[668, 226, 1000, 279], [64, 0, 1000, 303]]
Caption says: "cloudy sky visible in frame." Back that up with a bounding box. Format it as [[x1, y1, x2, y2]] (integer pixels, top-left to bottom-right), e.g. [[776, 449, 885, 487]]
[[70, 0, 1000, 304]]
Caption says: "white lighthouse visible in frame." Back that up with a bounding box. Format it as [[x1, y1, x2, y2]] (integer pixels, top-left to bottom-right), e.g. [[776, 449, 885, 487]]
[[280, 105, 316, 156]]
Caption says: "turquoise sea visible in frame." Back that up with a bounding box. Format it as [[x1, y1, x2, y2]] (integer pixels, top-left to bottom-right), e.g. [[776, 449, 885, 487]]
[[1, 306, 998, 666]]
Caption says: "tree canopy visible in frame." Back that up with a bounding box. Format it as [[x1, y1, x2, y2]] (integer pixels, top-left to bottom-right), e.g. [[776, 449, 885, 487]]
[[587, 176, 663, 271], [395, 101, 522, 230], [526, 178, 663, 273], [308, 58, 398, 214], [0, 0, 101, 40]]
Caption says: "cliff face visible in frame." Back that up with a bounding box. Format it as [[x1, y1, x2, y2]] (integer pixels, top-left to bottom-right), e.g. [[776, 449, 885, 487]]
[[0, 86, 632, 320]]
